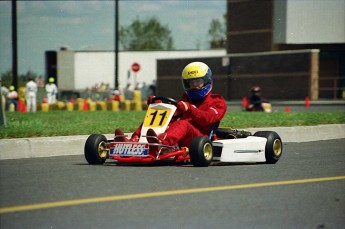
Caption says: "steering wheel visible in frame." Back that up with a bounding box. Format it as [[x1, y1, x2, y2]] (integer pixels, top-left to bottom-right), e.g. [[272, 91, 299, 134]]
[[151, 96, 182, 119], [151, 96, 178, 106]]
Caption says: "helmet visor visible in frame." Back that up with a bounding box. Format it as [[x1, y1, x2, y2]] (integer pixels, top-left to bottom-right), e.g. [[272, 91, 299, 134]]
[[183, 76, 210, 91], [188, 78, 204, 89]]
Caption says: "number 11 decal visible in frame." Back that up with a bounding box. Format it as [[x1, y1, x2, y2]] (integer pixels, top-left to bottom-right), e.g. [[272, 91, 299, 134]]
[[143, 108, 171, 128], [149, 110, 167, 126]]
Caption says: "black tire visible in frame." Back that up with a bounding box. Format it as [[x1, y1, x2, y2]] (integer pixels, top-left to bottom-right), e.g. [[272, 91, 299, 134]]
[[189, 136, 213, 167], [254, 131, 283, 164], [84, 134, 108, 165]]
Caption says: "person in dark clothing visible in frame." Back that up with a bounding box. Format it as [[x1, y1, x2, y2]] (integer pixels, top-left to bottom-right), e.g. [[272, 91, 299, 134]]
[[246, 86, 270, 112]]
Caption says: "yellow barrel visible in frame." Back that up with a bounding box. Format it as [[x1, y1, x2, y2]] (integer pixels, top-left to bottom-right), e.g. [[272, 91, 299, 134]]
[[97, 101, 106, 111], [134, 101, 142, 111], [89, 102, 96, 111], [66, 102, 74, 111], [76, 98, 84, 103], [109, 101, 119, 111], [123, 100, 131, 111], [78, 101, 84, 111], [9, 103, 15, 112], [41, 103, 49, 112], [56, 101, 65, 110], [133, 90, 142, 102]]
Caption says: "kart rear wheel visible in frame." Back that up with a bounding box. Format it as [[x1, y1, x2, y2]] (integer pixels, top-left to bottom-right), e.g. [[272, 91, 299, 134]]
[[84, 134, 108, 165], [254, 131, 282, 164], [189, 136, 213, 167]]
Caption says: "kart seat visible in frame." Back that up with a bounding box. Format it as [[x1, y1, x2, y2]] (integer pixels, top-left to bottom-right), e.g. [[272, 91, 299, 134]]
[[208, 121, 220, 140]]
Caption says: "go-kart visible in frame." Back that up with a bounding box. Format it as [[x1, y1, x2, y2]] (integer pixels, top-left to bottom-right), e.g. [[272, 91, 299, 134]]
[[84, 97, 283, 167]]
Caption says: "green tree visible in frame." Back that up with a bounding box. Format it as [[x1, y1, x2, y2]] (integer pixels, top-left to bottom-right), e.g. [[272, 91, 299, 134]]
[[0, 70, 13, 88], [208, 15, 226, 49], [1, 70, 40, 88], [120, 17, 174, 51]]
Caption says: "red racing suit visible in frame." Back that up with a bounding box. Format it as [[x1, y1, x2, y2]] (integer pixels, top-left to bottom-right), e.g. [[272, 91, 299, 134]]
[[132, 92, 227, 147]]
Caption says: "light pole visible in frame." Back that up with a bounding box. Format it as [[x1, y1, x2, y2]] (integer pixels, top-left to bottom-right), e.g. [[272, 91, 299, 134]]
[[11, 0, 18, 89], [114, 0, 119, 89]]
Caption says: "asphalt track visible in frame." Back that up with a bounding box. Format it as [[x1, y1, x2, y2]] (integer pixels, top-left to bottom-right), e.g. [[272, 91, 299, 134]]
[[0, 100, 344, 228], [0, 138, 345, 228]]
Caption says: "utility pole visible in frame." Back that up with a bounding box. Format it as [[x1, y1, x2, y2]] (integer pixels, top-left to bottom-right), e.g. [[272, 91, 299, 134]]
[[114, 0, 119, 89], [11, 0, 18, 89]]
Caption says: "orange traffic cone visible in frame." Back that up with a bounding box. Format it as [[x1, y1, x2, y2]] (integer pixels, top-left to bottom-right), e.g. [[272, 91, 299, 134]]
[[305, 96, 310, 108], [285, 106, 290, 112], [18, 99, 23, 112], [83, 99, 88, 111], [242, 97, 248, 108], [18, 98, 26, 112]]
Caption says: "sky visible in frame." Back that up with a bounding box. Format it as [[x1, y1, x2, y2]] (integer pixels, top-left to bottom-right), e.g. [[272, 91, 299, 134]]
[[0, 0, 226, 77]]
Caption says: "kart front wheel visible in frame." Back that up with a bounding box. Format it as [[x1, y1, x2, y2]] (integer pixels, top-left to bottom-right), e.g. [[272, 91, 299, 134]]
[[189, 136, 213, 167], [84, 134, 108, 165], [254, 131, 282, 164]]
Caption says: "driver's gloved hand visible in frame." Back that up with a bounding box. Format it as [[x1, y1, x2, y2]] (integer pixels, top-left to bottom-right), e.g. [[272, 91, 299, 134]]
[[147, 96, 162, 105], [177, 101, 190, 113], [147, 96, 155, 105]]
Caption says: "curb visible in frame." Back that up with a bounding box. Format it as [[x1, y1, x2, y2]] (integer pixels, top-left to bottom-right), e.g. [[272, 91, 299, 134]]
[[1, 124, 344, 160]]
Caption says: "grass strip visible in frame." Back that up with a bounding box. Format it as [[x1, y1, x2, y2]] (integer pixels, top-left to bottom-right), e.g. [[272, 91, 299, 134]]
[[1, 111, 344, 139]]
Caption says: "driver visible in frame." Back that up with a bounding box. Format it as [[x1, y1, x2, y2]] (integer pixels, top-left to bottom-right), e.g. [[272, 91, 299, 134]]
[[115, 61, 227, 148]]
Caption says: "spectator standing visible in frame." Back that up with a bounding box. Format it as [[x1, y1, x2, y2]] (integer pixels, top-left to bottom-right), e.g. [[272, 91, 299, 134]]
[[1, 86, 9, 110], [148, 81, 156, 97], [106, 90, 121, 102], [6, 85, 18, 111], [45, 77, 58, 105], [113, 90, 121, 101], [124, 83, 134, 100], [26, 76, 38, 112]]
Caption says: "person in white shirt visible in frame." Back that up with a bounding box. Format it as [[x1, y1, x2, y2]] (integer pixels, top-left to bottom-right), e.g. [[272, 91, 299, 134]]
[[26, 77, 38, 112], [45, 77, 58, 105]]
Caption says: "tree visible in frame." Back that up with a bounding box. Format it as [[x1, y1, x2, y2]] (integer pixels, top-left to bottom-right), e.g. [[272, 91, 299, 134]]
[[1, 70, 40, 88], [120, 17, 174, 51], [208, 15, 227, 49], [0, 70, 13, 88]]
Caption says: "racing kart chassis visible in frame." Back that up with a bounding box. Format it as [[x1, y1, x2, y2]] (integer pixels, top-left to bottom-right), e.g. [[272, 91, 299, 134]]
[[84, 97, 283, 167]]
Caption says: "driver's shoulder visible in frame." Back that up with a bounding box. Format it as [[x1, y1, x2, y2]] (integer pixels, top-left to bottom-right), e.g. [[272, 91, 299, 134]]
[[208, 93, 226, 103]]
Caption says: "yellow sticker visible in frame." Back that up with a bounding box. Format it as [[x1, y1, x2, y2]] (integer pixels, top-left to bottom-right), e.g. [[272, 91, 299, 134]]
[[143, 108, 172, 128]]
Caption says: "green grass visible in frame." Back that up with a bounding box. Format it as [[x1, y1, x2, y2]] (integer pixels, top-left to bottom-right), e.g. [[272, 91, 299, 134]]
[[1, 111, 344, 139]]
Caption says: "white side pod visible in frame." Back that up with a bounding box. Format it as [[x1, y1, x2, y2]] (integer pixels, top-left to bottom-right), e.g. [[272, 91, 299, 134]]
[[213, 136, 267, 163]]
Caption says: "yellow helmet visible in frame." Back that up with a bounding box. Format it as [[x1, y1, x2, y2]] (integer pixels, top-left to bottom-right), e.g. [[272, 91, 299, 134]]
[[181, 62, 213, 101], [9, 85, 15, 91], [48, 77, 55, 83]]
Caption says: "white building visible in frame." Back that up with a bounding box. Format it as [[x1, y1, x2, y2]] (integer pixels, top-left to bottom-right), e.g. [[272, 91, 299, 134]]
[[56, 49, 226, 93]]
